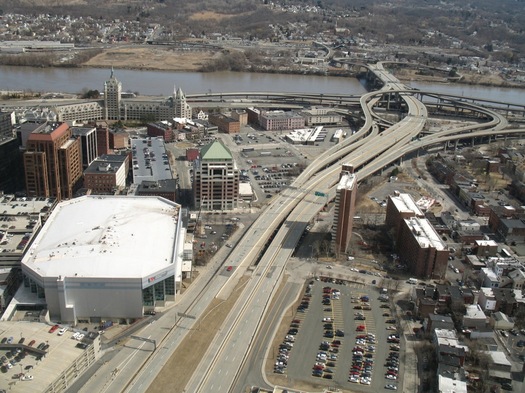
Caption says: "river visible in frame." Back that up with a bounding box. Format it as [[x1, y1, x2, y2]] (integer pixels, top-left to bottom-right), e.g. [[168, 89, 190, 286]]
[[0, 65, 524, 104]]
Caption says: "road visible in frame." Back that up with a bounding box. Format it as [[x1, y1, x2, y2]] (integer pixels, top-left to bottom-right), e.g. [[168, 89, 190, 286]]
[[182, 63, 524, 393], [82, 62, 525, 393]]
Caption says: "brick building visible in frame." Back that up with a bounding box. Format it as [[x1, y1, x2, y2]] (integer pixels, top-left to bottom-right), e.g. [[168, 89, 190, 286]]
[[332, 164, 357, 256], [83, 154, 129, 194], [23, 122, 82, 200], [397, 216, 448, 278]]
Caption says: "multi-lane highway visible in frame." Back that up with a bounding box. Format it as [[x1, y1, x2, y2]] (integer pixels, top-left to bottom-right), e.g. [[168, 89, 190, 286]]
[[86, 62, 525, 393], [182, 64, 521, 393]]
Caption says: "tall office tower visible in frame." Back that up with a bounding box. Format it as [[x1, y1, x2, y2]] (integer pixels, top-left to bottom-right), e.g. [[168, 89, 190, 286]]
[[104, 67, 122, 120], [72, 126, 98, 169], [23, 122, 82, 200], [174, 86, 192, 119], [193, 140, 239, 211], [332, 164, 358, 256], [0, 111, 24, 193], [0, 111, 15, 142]]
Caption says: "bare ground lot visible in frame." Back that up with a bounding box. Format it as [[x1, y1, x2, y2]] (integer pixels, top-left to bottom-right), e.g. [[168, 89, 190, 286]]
[[82, 46, 217, 71], [145, 275, 249, 393]]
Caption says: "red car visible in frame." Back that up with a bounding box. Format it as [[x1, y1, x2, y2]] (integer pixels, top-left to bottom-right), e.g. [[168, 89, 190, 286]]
[[48, 325, 59, 333], [356, 325, 365, 331], [227, 266, 233, 272]]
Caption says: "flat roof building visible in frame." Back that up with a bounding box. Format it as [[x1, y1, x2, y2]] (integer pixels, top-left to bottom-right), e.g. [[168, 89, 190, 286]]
[[21, 196, 183, 323], [23, 122, 83, 201], [332, 164, 357, 255], [83, 154, 129, 194], [398, 216, 448, 279]]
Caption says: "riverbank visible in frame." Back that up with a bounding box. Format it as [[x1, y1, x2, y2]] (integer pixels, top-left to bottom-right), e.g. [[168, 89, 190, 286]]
[[2, 45, 524, 90]]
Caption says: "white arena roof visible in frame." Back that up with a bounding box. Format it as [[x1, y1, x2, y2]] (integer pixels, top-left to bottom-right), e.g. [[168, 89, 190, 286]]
[[22, 196, 181, 279]]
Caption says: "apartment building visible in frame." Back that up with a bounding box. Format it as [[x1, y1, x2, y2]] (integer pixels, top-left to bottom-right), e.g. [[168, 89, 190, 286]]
[[397, 216, 448, 279], [332, 164, 357, 255]]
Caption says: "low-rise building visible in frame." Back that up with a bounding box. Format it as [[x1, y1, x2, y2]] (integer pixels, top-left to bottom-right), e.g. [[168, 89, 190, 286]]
[[83, 154, 129, 194]]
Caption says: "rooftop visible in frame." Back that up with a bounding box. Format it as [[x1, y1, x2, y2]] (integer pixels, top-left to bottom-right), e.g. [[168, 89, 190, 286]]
[[200, 140, 233, 161], [131, 137, 173, 184], [22, 196, 181, 279], [390, 193, 424, 216], [405, 216, 446, 250]]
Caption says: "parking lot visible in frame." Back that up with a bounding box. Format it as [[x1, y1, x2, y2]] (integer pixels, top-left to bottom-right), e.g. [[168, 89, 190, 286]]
[[0, 321, 98, 392], [272, 277, 403, 391]]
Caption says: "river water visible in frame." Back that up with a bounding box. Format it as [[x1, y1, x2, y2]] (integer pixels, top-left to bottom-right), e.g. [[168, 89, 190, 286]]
[[0, 65, 524, 104]]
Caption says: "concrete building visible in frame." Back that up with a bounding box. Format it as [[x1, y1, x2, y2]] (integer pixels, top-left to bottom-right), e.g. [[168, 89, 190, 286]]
[[83, 154, 129, 194], [397, 216, 448, 279], [23, 122, 83, 200], [174, 86, 192, 119], [136, 179, 177, 202], [131, 138, 173, 185], [72, 126, 98, 169], [259, 110, 305, 131], [300, 106, 343, 126], [332, 164, 357, 255], [193, 140, 239, 211], [0, 194, 56, 270], [102, 68, 121, 120], [21, 196, 184, 322], [463, 304, 488, 329], [104, 67, 121, 120]]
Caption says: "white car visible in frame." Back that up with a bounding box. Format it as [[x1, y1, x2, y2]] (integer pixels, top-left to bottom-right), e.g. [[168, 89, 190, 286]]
[[21, 375, 33, 381], [71, 332, 80, 340], [349, 376, 359, 383], [76, 334, 85, 341], [386, 374, 397, 380], [58, 328, 67, 336], [385, 384, 397, 390], [322, 317, 332, 322]]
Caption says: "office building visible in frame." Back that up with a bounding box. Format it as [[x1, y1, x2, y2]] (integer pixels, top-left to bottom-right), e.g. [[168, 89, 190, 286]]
[[23, 122, 82, 200], [193, 140, 239, 211], [104, 67, 122, 120], [332, 164, 358, 255], [21, 196, 184, 322], [0, 111, 15, 142], [72, 126, 98, 169], [174, 86, 192, 119]]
